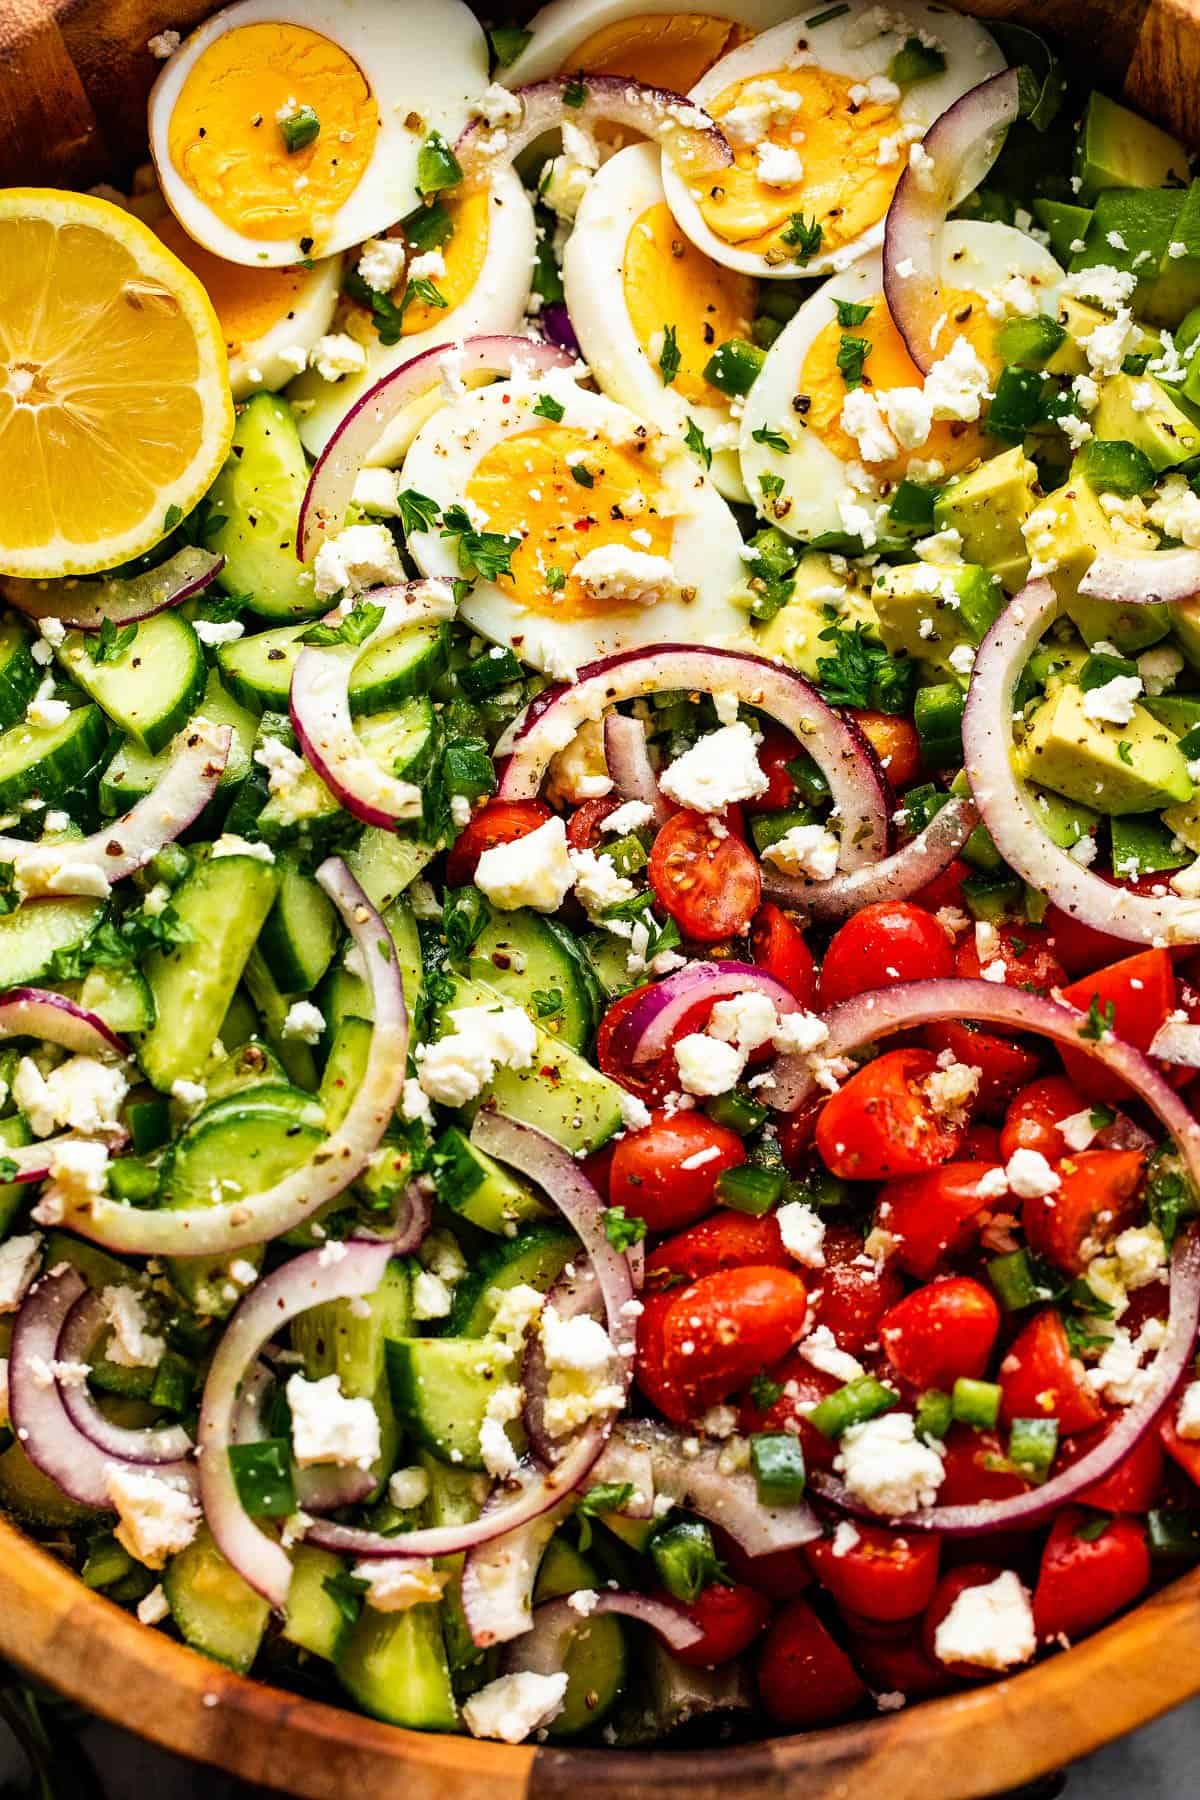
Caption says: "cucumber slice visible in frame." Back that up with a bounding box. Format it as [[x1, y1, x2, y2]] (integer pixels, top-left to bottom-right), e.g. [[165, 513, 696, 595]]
[[468, 908, 600, 1052], [387, 1336, 516, 1471], [446, 1225, 574, 1336], [78, 962, 154, 1033], [534, 1536, 626, 1738], [257, 856, 338, 995], [319, 1017, 372, 1129], [418, 1453, 488, 1675], [242, 949, 319, 1090], [291, 1259, 412, 1493], [345, 829, 435, 912], [0, 1115, 33, 1238], [205, 1043, 292, 1099], [283, 1545, 351, 1662], [41, 1230, 144, 1293], [99, 669, 257, 814], [256, 700, 436, 850], [580, 930, 633, 1000], [434, 1125, 552, 1238], [163, 1524, 270, 1674], [337, 1601, 457, 1730], [139, 854, 278, 1091], [208, 393, 320, 621], [217, 987, 259, 1053], [219, 619, 447, 715], [58, 612, 205, 755], [0, 897, 103, 988], [0, 705, 107, 811], [0, 1440, 98, 1525], [0, 619, 41, 731]]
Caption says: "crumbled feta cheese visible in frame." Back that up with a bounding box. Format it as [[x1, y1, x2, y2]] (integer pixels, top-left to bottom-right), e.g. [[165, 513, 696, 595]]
[[0, 1234, 41, 1312], [412, 1269, 453, 1320], [761, 823, 840, 881], [354, 1557, 449, 1612], [101, 1286, 166, 1369], [756, 142, 804, 187], [776, 1200, 826, 1268], [707, 991, 779, 1053], [1149, 473, 1200, 548], [309, 333, 368, 383], [1138, 645, 1184, 696], [1082, 673, 1142, 726], [147, 30, 181, 57], [137, 1584, 171, 1625], [388, 1465, 431, 1510], [312, 522, 404, 599], [416, 1003, 537, 1107], [475, 815, 575, 912], [659, 723, 768, 813], [356, 238, 407, 294], [572, 545, 680, 607], [546, 717, 612, 805], [569, 847, 635, 918], [27, 694, 70, 729], [1059, 1108, 1100, 1152], [352, 468, 402, 516], [831, 1520, 861, 1558], [193, 619, 244, 647], [1004, 1147, 1061, 1200], [841, 388, 900, 463], [923, 1059, 981, 1121], [602, 800, 655, 836], [800, 1324, 864, 1384], [672, 1033, 745, 1097], [836, 1412, 944, 1516], [462, 1671, 568, 1743], [32, 1139, 110, 1225], [771, 1009, 829, 1056], [171, 1078, 207, 1109], [1061, 264, 1138, 310], [923, 337, 992, 422], [287, 1373, 381, 1469], [880, 385, 933, 450], [1176, 1379, 1200, 1440], [933, 1571, 1036, 1670], [1112, 1224, 1167, 1290], [473, 82, 523, 128], [106, 1466, 200, 1568], [14, 1054, 127, 1138], [947, 643, 976, 676], [1085, 1317, 1167, 1406], [541, 1308, 622, 1439], [282, 1001, 325, 1044]]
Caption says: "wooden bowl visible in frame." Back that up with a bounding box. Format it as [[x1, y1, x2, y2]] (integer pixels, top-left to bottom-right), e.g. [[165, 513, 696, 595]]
[[5, 0, 1200, 1792]]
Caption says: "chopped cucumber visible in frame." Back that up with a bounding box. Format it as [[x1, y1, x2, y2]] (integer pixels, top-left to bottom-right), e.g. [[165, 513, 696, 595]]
[[337, 1601, 457, 1730], [257, 856, 339, 995], [0, 704, 107, 811], [292, 1258, 412, 1489], [387, 1336, 515, 1470], [434, 1125, 551, 1237], [219, 619, 447, 715], [283, 1545, 351, 1662], [57, 612, 205, 754], [467, 907, 601, 1052], [99, 669, 257, 814], [0, 897, 103, 988], [208, 393, 321, 621], [446, 1225, 574, 1336], [163, 1524, 269, 1674]]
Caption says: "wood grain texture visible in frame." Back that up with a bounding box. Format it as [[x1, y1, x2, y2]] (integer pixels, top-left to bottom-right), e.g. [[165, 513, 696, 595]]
[[5, 1, 1200, 1794]]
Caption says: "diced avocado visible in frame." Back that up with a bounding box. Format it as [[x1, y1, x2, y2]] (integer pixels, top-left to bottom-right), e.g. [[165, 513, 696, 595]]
[[1111, 815, 1191, 878], [1074, 92, 1188, 203], [1046, 295, 1159, 379], [1017, 682, 1193, 815], [1164, 791, 1200, 852], [208, 393, 320, 621], [933, 447, 1038, 594], [872, 560, 1003, 673], [1091, 373, 1200, 472], [1030, 786, 1100, 850], [1145, 691, 1200, 733], [1170, 600, 1200, 672], [1033, 197, 1094, 263], [753, 554, 879, 677], [1069, 189, 1185, 297], [1024, 479, 1169, 653], [1139, 181, 1200, 327]]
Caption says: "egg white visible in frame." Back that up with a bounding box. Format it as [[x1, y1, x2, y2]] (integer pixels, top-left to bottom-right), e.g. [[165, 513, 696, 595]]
[[661, 2, 1006, 278], [565, 143, 750, 502], [292, 166, 536, 465], [504, 0, 805, 85], [148, 0, 488, 266], [739, 220, 1065, 540], [402, 374, 753, 674]]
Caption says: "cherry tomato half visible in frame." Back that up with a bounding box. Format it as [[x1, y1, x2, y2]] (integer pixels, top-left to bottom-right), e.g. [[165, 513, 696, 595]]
[[1021, 1148, 1146, 1278], [880, 1277, 1000, 1392], [656, 1580, 771, 1666], [922, 1020, 1043, 1118], [998, 1308, 1103, 1437], [444, 798, 552, 887], [648, 809, 761, 943], [1000, 1076, 1083, 1165], [1059, 948, 1176, 1104], [646, 1211, 790, 1285], [1032, 1510, 1150, 1643], [746, 727, 802, 814], [609, 1110, 745, 1234], [850, 710, 921, 790], [565, 796, 618, 851], [879, 1162, 1002, 1280], [806, 1522, 941, 1623], [819, 902, 954, 1009], [750, 904, 817, 1006], [955, 922, 1066, 995], [816, 1048, 967, 1181], [811, 1224, 905, 1354], [757, 1599, 867, 1728], [660, 1265, 810, 1409]]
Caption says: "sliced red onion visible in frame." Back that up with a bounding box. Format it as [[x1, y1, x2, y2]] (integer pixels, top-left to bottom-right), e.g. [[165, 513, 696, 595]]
[[603, 712, 669, 826], [965, 579, 1200, 947], [1, 547, 224, 631], [589, 1432, 655, 1521], [64, 860, 407, 1256], [883, 70, 1020, 372], [55, 1290, 193, 1467], [454, 77, 731, 192], [540, 303, 580, 357], [499, 646, 890, 872], [1150, 1019, 1200, 1067], [1080, 549, 1200, 605], [762, 797, 978, 922], [0, 1133, 126, 1186], [198, 1240, 396, 1609], [1098, 1110, 1156, 1154], [503, 1593, 704, 1676], [297, 336, 574, 562], [461, 1472, 573, 1648], [616, 1420, 822, 1555], [290, 585, 454, 829], [0, 718, 230, 899], [609, 960, 800, 1068], [9, 1268, 195, 1507], [350, 1175, 434, 1256], [0, 990, 127, 1059]]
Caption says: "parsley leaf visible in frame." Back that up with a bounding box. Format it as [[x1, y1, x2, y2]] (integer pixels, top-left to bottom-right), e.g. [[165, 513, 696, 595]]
[[396, 488, 441, 536], [88, 618, 138, 665], [0, 1156, 17, 1184], [440, 507, 520, 581], [751, 424, 789, 451], [545, 565, 566, 592], [563, 76, 588, 108], [322, 1569, 369, 1627], [836, 335, 872, 389], [816, 622, 913, 715], [401, 276, 448, 319], [833, 298, 874, 328], [489, 25, 532, 65], [533, 392, 565, 422], [570, 462, 595, 488], [49, 905, 193, 982], [1078, 995, 1115, 1041], [684, 417, 712, 468], [342, 266, 406, 347], [750, 1374, 784, 1410], [1117, 740, 1133, 765], [532, 987, 564, 1019], [301, 601, 384, 647], [162, 503, 183, 532], [782, 213, 823, 263], [658, 323, 682, 387]]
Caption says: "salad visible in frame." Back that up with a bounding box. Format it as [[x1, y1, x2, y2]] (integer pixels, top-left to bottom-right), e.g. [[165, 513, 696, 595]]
[[3, 0, 1200, 1755]]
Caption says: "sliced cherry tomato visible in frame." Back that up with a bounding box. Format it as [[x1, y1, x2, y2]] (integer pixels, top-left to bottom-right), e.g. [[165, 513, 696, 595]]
[[811, 1225, 905, 1355], [816, 1047, 966, 1181], [655, 1580, 771, 1666], [609, 1110, 745, 1235], [954, 922, 1066, 994], [444, 798, 552, 887], [850, 710, 921, 790], [746, 726, 802, 814], [1042, 903, 1133, 980], [646, 1211, 789, 1285], [937, 1426, 1030, 1507], [880, 1277, 1000, 1392], [997, 1308, 1104, 1436], [756, 1598, 868, 1727], [1000, 1076, 1083, 1164], [714, 1527, 813, 1600], [1032, 1509, 1150, 1643], [960, 1122, 1003, 1162], [737, 1351, 841, 1474], [851, 1629, 955, 1701], [595, 987, 679, 1103], [879, 1162, 1002, 1280], [912, 857, 970, 915], [1159, 1385, 1200, 1488], [1022, 1147, 1146, 1277], [565, 796, 619, 851], [806, 1522, 941, 1623], [633, 1288, 691, 1424], [1059, 948, 1177, 1103], [648, 808, 761, 944], [923, 1563, 1022, 1680], [749, 903, 817, 1006], [661, 1265, 810, 1408], [1061, 1415, 1164, 1513], [922, 1021, 1043, 1118], [818, 902, 954, 1009]]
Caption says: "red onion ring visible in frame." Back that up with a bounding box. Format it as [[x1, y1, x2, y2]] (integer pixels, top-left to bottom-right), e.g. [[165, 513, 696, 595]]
[[0, 989, 127, 1059], [761, 797, 978, 922], [350, 1175, 434, 1255], [290, 583, 454, 829], [454, 76, 731, 191], [502, 1593, 704, 1676], [1, 547, 225, 631], [0, 718, 230, 899], [616, 1420, 822, 1556], [609, 960, 801, 1068], [461, 1472, 574, 1648], [0, 1133, 126, 1186], [603, 712, 669, 826], [297, 336, 575, 562], [60, 859, 407, 1256], [540, 303, 581, 358], [964, 578, 1200, 946], [1079, 549, 1200, 605], [883, 70, 1020, 372], [498, 645, 890, 873], [55, 1291, 194, 1466]]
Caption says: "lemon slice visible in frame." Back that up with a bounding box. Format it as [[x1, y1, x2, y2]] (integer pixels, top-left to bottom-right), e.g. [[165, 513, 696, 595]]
[[0, 189, 234, 578]]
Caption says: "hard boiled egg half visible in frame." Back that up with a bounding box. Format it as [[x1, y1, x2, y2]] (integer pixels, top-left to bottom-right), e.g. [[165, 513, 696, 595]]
[[148, 0, 487, 266], [402, 370, 752, 675], [662, 2, 1005, 279], [290, 166, 536, 465], [740, 221, 1064, 542], [504, 0, 804, 92], [565, 143, 756, 502]]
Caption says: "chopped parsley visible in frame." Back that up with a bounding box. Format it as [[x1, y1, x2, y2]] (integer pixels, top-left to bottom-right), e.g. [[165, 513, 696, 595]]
[[684, 416, 712, 468], [782, 212, 823, 263], [396, 488, 441, 536], [545, 565, 566, 592], [301, 601, 384, 647], [400, 276, 447, 320], [816, 622, 913, 714], [833, 298, 874, 328], [1078, 995, 1116, 1041], [563, 76, 588, 109], [440, 505, 520, 581], [570, 462, 595, 488], [751, 424, 789, 451], [658, 323, 682, 387], [836, 334, 872, 389], [1117, 740, 1133, 765], [533, 392, 566, 422], [88, 618, 137, 665]]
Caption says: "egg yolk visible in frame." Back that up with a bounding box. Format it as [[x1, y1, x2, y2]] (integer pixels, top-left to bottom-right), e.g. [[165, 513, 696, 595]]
[[697, 65, 903, 260], [466, 424, 673, 620], [167, 22, 379, 246], [153, 212, 310, 359], [566, 12, 752, 91], [623, 201, 756, 407], [339, 189, 490, 346], [801, 288, 998, 479]]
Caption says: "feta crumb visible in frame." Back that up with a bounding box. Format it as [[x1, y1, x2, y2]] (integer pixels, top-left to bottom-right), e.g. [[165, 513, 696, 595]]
[[309, 333, 368, 383], [287, 1372, 381, 1470], [1004, 1147, 1061, 1200], [475, 815, 575, 912], [106, 1466, 200, 1568], [659, 723, 768, 813], [354, 1558, 449, 1611], [416, 1003, 537, 1106], [312, 522, 404, 599], [282, 1000, 325, 1044], [101, 1286, 166, 1369], [836, 1412, 944, 1516], [0, 1234, 41, 1312], [1082, 673, 1142, 726], [572, 545, 680, 607], [762, 823, 840, 881], [933, 1571, 1036, 1670], [776, 1200, 826, 1267], [462, 1671, 568, 1743], [673, 1033, 745, 1098], [756, 142, 804, 188], [356, 237, 407, 294]]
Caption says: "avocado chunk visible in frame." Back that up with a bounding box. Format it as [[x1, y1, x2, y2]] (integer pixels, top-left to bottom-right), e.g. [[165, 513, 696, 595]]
[[1030, 786, 1100, 851], [1074, 92, 1189, 203], [933, 447, 1038, 594], [1069, 189, 1185, 302], [1168, 601, 1200, 673], [1033, 198, 1094, 264], [208, 393, 321, 620], [753, 554, 879, 677], [1046, 295, 1160, 379], [1091, 373, 1200, 472], [1023, 479, 1169, 653], [1139, 181, 1200, 328], [1017, 682, 1193, 815], [872, 561, 1003, 673]]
